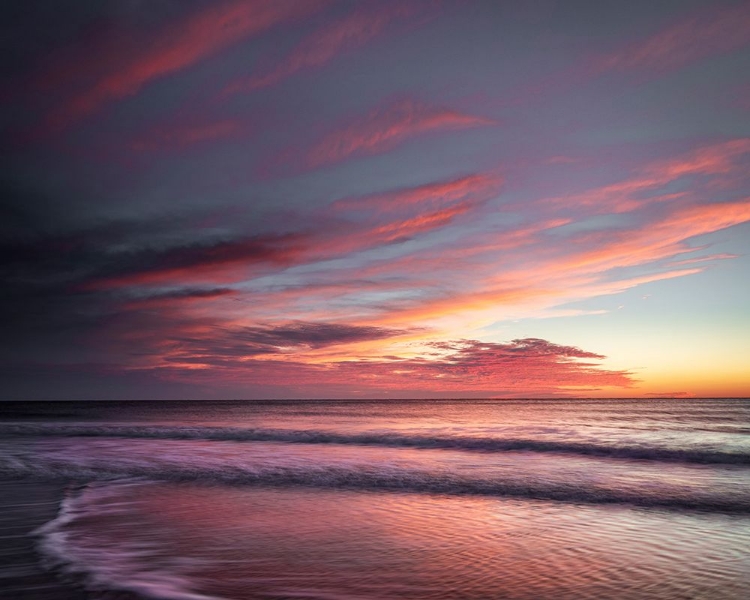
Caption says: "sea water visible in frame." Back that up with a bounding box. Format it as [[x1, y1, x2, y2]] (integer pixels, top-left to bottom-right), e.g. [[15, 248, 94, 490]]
[[1, 398, 749, 599]]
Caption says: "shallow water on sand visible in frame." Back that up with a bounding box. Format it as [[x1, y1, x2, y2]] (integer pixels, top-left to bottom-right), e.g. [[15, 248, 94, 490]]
[[36, 480, 750, 600], [1, 398, 749, 599]]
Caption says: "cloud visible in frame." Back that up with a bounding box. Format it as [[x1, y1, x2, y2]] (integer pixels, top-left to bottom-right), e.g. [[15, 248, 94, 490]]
[[497, 5, 750, 109], [82, 233, 310, 290], [1, 170, 503, 309], [335, 337, 635, 393], [235, 321, 409, 348], [222, 2, 424, 94], [645, 391, 696, 398], [304, 99, 495, 168], [563, 200, 750, 274], [320, 173, 502, 249], [123, 287, 238, 310], [100, 315, 415, 375], [666, 253, 739, 267], [331, 173, 502, 213], [359, 202, 475, 245], [145, 337, 635, 396], [0, 211, 308, 295], [539, 139, 750, 215], [358, 196, 750, 329], [3, 136, 747, 398], [593, 3, 750, 75], [130, 119, 250, 152], [40, 0, 329, 130], [162, 322, 411, 366]]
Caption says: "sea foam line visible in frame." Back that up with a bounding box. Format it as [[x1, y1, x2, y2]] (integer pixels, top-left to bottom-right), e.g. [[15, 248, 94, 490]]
[[4, 454, 750, 514], [35, 480, 224, 600], [1, 422, 749, 465]]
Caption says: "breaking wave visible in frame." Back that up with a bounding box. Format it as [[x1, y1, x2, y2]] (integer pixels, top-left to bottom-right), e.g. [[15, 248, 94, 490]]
[[3, 449, 749, 514], [1, 422, 748, 465], [36, 480, 223, 600]]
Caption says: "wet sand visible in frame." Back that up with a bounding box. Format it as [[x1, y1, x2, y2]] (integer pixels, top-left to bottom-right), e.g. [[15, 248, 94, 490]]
[[0, 479, 89, 599]]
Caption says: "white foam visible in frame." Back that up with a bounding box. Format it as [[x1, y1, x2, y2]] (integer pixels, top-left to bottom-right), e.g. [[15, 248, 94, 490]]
[[35, 480, 225, 600]]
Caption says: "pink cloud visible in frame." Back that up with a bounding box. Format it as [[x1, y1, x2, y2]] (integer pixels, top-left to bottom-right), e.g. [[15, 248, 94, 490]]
[[365, 201, 477, 243], [79, 172, 500, 293], [165, 184, 746, 331], [564, 200, 750, 273], [122, 288, 239, 311], [222, 2, 424, 95], [144, 336, 634, 396], [42, 0, 329, 131], [305, 99, 495, 168], [66, 139, 750, 397], [363, 196, 750, 327], [666, 253, 740, 267], [130, 119, 250, 152], [729, 83, 750, 111], [539, 139, 750, 214], [331, 173, 502, 213], [498, 5, 750, 110], [340, 335, 637, 392], [82, 233, 310, 291], [593, 4, 750, 74]]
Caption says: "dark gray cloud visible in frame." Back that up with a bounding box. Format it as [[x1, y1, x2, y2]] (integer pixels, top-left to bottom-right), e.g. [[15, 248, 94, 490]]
[[0, 190, 307, 298], [133, 287, 236, 302], [164, 322, 410, 364], [0, 175, 311, 373], [229, 322, 408, 349]]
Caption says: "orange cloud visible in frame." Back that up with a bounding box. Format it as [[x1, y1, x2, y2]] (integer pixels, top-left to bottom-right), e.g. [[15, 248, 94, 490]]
[[147, 336, 634, 395], [565, 200, 750, 273], [59, 139, 749, 398], [541, 139, 750, 214], [369, 198, 750, 328], [645, 391, 696, 398]]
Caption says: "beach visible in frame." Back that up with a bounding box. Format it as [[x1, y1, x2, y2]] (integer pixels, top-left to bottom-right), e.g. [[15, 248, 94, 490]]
[[1, 398, 749, 599], [0, 479, 88, 599]]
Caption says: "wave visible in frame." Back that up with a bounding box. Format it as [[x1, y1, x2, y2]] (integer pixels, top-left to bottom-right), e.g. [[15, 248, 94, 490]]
[[36, 480, 223, 600], [4, 452, 750, 514], [2, 422, 749, 465]]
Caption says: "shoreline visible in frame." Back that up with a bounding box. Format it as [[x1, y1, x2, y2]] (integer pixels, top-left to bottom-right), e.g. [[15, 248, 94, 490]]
[[0, 478, 90, 599]]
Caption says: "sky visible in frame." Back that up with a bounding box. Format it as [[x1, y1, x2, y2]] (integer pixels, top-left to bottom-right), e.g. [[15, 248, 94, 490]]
[[1, 0, 749, 400]]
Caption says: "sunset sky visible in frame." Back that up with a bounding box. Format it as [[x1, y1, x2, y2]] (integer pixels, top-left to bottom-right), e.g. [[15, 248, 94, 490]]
[[2, 0, 749, 399]]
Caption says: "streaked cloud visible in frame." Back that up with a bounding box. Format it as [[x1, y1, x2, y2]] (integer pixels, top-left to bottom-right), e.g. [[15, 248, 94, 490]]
[[80, 233, 310, 290], [331, 173, 502, 213], [222, 1, 424, 94], [304, 99, 495, 168], [147, 337, 635, 396], [41, 0, 329, 130], [593, 3, 750, 74], [538, 139, 750, 215], [131, 119, 249, 152], [2, 1, 749, 398]]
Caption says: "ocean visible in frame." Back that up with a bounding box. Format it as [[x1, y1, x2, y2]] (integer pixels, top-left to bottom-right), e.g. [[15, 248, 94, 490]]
[[0, 398, 749, 599]]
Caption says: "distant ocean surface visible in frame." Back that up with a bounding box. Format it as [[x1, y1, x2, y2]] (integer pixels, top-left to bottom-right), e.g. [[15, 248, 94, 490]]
[[1, 398, 749, 599]]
